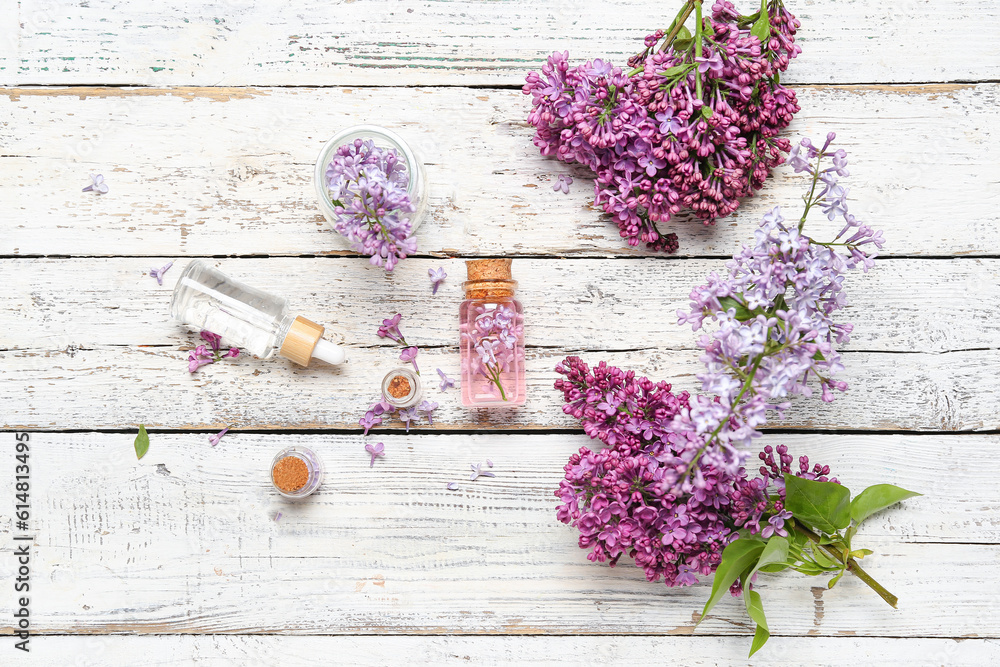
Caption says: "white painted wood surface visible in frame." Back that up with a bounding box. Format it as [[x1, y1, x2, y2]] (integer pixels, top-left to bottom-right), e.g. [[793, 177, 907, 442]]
[[3, 84, 999, 258], [1, 0, 997, 663]]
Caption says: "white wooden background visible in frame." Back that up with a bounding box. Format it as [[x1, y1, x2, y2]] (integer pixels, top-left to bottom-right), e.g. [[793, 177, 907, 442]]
[[2, 0, 1000, 664]]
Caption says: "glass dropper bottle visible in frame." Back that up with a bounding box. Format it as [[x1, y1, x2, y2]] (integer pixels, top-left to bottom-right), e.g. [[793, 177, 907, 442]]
[[170, 260, 347, 367]]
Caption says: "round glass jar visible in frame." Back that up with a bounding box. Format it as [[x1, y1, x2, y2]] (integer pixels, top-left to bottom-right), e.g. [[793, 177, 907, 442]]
[[270, 446, 324, 499], [381, 367, 422, 409], [314, 124, 428, 240]]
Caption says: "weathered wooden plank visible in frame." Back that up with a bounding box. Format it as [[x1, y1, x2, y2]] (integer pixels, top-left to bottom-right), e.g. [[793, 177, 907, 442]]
[[1, 257, 997, 355], [5, 1, 1000, 86], [22, 635, 1000, 665], [1, 345, 995, 431], [2, 85, 998, 257], [0, 433, 991, 637]]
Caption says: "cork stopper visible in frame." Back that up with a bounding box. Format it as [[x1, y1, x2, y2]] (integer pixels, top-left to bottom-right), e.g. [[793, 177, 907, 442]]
[[279, 316, 325, 366], [465, 259, 517, 299]]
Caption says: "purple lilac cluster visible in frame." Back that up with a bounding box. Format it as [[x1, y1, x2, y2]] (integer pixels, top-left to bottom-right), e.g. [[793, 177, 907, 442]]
[[554, 357, 738, 587], [673, 135, 883, 476], [326, 139, 416, 271], [187, 331, 239, 373], [523, 0, 801, 252], [554, 358, 838, 589], [463, 303, 522, 401]]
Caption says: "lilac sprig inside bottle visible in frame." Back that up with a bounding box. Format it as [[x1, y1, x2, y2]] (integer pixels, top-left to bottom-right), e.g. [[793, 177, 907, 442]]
[[673, 134, 885, 479], [326, 138, 416, 271], [463, 304, 521, 402]]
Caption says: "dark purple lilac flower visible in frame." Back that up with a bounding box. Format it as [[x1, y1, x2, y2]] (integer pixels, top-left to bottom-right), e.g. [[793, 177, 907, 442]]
[[365, 442, 385, 467], [325, 139, 416, 271], [149, 261, 173, 285], [187, 330, 241, 374], [82, 173, 109, 194], [437, 368, 455, 392], [522, 0, 802, 252], [552, 174, 573, 194], [207, 426, 229, 447], [428, 267, 447, 294], [377, 314, 407, 345]]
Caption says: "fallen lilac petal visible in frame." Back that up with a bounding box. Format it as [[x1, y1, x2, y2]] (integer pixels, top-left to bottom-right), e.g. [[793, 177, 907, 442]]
[[149, 261, 174, 285], [365, 442, 386, 467], [274, 511, 283, 522], [447, 482, 460, 491], [82, 173, 109, 194], [437, 368, 455, 392], [208, 427, 230, 447], [486, 459, 493, 468], [429, 267, 447, 295]]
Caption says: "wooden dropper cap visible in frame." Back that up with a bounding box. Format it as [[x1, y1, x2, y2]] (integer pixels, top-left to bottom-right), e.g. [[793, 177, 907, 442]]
[[465, 259, 517, 298], [279, 316, 347, 366]]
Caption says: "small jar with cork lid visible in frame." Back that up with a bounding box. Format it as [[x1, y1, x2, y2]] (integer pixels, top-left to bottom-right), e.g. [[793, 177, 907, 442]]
[[459, 259, 526, 407]]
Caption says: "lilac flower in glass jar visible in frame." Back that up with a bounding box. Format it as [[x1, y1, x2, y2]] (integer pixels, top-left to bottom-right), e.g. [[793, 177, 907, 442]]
[[315, 126, 427, 272]]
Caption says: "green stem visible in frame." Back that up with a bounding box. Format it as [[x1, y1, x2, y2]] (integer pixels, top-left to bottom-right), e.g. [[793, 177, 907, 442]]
[[792, 523, 899, 608], [693, 0, 704, 100], [659, 1, 696, 52]]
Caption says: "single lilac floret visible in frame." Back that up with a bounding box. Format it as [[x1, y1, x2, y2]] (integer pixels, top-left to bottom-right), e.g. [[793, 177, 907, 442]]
[[208, 427, 229, 447], [82, 173, 109, 194], [429, 267, 447, 294], [437, 368, 455, 392], [149, 261, 173, 285], [365, 442, 385, 467]]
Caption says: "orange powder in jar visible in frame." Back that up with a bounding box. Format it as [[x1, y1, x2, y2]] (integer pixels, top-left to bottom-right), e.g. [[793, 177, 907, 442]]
[[387, 374, 412, 399], [272, 455, 309, 493]]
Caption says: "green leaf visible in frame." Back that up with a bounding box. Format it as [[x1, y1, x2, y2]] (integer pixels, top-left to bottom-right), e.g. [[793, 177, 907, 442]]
[[134, 424, 149, 460], [844, 524, 858, 549], [744, 537, 789, 595], [827, 569, 846, 589], [850, 484, 922, 525], [672, 38, 693, 52], [809, 544, 841, 569], [661, 65, 690, 78], [700, 538, 765, 623], [745, 590, 770, 657], [718, 295, 752, 320], [850, 549, 874, 559], [758, 562, 790, 573], [750, 8, 771, 43], [784, 476, 852, 534], [676, 26, 692, 41], [701, 106, 714, 120]]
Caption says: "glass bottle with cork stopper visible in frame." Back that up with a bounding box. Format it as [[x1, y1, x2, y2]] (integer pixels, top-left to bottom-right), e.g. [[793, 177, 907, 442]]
[[460, 259, 526, 407]]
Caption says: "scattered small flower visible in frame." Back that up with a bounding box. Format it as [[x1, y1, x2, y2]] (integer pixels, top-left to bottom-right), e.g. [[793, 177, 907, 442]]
[[447, 482, 460, 491], [82, 173, 109, 194], [486, 459, 493, 468], [437, 368, 455, 392], [419, 400, 438, 426], [149, 261, 174, 286], [400, 346, 420, 374], [552, 174, 573, 194], [398, 407, 419, 432], [273, 511, 283, 522], [377, 314, 408, 345], [359, 411, 382, 436], [365, 442, 385, 467], [428, 267, 447, 294], [187, 330, 241, 373], [208, 426, 229, 447], [470, 462, 496, 481]]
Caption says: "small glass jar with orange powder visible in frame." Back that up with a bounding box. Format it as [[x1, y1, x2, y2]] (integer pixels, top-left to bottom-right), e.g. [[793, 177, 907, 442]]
[[270, 446, 324, 499]]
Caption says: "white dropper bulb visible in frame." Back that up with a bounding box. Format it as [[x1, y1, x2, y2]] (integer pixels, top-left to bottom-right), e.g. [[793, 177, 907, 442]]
[[312, 338, 347, 365]]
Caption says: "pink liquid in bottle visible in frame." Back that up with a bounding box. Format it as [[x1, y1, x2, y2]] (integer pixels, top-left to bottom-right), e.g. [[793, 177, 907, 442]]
[[459, 259, 526, 407]]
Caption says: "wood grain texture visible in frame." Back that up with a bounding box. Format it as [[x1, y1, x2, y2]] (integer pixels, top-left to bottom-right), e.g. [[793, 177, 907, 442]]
[[3, 84, 999, 258], [22, 635, 1000, 666], [2, 345, 998, 431], [0, 433, 991, 637], [4, 0, 999, 86], [2, 256, 998, 354]]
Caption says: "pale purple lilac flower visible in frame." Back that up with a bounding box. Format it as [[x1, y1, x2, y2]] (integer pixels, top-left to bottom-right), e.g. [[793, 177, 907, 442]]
[[359, 411, 382, 436], [377, 314, 408, 345], [273, 511, 283, 522], [365, 442, 385, 467], [486, 459, 493, 468], [419, 400, 438, 426], [447, 482, 460, 491], [149, 261, 173, 285], [437, 368, 455, 392], [398, 407, 419, 432], [208, 427, 229, 447], [82, 173, 109, 194], [552, 174, 573, 194], [326, 138, 416, 271], [399, 346, 419, 374], [429, 267, 447, 294], [469, 463, 496, 481]]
